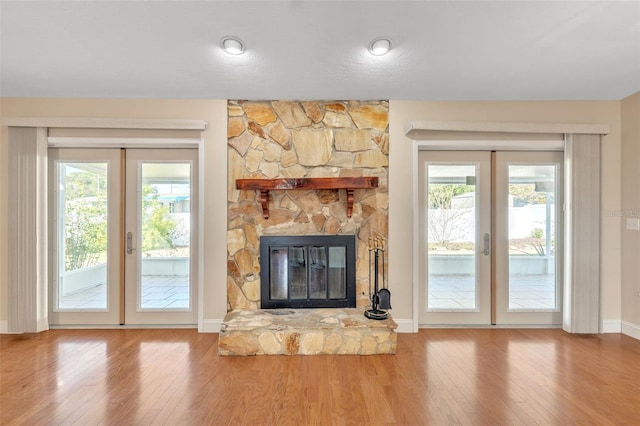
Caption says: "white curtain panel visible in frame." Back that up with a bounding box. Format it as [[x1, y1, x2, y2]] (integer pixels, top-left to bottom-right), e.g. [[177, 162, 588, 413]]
[[8, 127, 48, 333], [563, 133, 602, 334]]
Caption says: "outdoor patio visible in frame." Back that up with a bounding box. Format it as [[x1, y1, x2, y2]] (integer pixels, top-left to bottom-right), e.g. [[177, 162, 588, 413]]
[[58, 276, 190, 310], [429, 274, 556, 310]]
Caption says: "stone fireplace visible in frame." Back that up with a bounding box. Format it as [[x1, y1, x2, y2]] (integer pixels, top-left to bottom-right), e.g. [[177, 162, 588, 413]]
[[227, 100, 389, 311], [221, 100, 395, 355]]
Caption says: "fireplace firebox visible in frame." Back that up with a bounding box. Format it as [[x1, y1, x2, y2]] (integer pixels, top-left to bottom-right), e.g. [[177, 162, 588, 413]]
[[259, 235, 356, 309]]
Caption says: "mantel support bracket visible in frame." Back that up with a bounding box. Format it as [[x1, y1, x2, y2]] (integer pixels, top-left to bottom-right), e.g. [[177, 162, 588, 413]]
[[346, 189, 355, 218], [259, 190, 270, 219]]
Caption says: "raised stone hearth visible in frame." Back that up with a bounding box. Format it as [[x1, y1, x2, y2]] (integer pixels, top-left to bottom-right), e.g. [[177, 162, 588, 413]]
[[218, 308, 397, 356]]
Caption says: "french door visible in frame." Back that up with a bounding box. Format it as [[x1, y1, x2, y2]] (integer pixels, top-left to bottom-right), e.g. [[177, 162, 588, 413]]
[[48, 148, 198, 326], [418, 151, 563, 326]]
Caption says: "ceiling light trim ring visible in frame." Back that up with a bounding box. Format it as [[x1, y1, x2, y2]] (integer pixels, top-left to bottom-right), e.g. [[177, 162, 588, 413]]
[[368, 37, 392, 56], [220, 36, 246, 55]]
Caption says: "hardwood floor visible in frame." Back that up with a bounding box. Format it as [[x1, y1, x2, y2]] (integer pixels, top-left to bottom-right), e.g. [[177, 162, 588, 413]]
[[1, 329, 639, 425]]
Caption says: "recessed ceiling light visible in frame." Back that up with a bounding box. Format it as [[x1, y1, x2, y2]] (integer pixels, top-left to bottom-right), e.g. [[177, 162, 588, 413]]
[[220, 36, 245, 55], [368, 37, 392, 56]]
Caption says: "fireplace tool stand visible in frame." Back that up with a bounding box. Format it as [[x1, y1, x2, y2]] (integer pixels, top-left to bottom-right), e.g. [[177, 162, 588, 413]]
[[365, 236, 391, 320]]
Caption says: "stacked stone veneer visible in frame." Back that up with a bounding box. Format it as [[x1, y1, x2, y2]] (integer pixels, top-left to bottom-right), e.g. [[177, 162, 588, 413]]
[[227, 100, 389, 311]]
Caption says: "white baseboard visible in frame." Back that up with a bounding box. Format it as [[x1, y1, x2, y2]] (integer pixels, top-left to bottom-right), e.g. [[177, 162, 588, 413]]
[[602, 319, 622, 333], [200, 318, 222, 333], [393, 319, 415, 333], [0, 320, 7, 334], [621, 321, 640, 341]]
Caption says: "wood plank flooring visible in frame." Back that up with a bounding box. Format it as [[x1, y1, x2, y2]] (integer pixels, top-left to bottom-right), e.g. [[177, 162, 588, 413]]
[[1, 329, 639, 425]]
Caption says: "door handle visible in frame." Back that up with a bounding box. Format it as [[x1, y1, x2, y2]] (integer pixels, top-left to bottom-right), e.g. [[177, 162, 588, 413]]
[[127, 232, 135, 255], [483, 233, 490, 256]]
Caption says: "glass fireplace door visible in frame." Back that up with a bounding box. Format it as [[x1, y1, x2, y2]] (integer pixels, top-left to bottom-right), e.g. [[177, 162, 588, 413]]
[[261, 235, 355, 309]]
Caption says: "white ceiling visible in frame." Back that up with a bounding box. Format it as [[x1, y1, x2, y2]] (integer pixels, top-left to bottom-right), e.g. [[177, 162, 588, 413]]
[[1, 0, 639, 101]]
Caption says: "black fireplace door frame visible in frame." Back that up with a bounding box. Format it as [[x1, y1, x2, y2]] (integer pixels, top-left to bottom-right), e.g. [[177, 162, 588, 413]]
[[259, 235, 356, 309]]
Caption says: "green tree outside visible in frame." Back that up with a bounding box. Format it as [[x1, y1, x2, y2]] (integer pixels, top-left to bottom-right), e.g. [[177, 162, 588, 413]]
[[427, 183, 474, 209], [141, 184, 177, 252], [508, 184, 548, 205], [63, 166, 178, 271]]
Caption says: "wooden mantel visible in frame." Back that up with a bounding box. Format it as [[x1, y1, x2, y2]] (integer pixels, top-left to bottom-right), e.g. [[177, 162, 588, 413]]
[[236, 177, 379, 219]]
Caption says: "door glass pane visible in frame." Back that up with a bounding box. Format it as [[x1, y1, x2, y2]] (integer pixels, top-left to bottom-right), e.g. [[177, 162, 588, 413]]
[[427, 164, 477, 310], [507, 165, 557, 311], [309, 246, 327, 299], [328, 246, 346, 299], [57, 162, 108, 310], [269, 247, 288, 300], [139, 162, 191, 310], [289, 246, 307, 299]]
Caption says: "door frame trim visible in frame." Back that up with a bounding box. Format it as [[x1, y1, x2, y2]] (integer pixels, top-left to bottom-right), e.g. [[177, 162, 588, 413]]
[[491, 151, 497, 325], [47, 141, 205, 330], [123, 148, 199, 324], [119, 149, 126, 324], [411, 140, 568, 331]]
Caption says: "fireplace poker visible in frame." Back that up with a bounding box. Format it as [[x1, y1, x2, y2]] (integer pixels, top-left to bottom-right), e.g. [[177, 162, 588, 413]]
[[365, 235, 390, 320]]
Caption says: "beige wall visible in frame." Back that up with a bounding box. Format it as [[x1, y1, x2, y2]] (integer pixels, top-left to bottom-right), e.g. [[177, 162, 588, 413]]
[[621, 92, 640, 329], [0, 101, 6, 322], [0, 98, 629, 330], [0, 98, 229, 324], [389, 100, 622, 325]]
